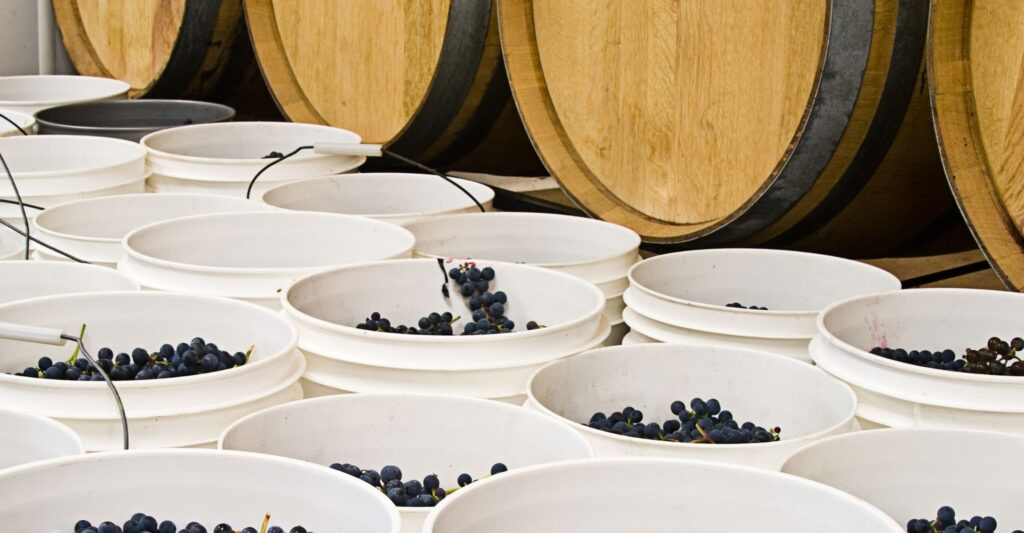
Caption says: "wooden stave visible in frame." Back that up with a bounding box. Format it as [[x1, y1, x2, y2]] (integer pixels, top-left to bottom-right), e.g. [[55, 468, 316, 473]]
[[499, 0, 961, 252], [53, 0, 249, 99], [244, 0, 540, 170], [929, 0, 1024, 291]]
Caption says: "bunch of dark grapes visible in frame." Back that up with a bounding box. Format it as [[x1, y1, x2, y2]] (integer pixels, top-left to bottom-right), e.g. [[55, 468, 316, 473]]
[[356, 311, 456, 335], [329, 462, 508, 507], [16, 336, 251, 382], [906, 505, 1019, 533], [871, 336, 1024, 376], [74, 512, 308, 533], [586, 399, 781, 444], [725, 302, 769, 310], [448, 264, 517, 335]]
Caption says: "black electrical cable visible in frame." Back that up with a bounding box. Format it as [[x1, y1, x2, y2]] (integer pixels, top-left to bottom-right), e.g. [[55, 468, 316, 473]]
[[0, 152, 30, 260], [0, 112, 28, 136], [244, 145, 486, 213], [0, 198, 43, 210], [245, 146, 314, 199]]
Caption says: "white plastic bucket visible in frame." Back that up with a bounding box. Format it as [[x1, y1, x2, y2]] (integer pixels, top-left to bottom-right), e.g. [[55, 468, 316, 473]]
[[526, 343, 858, 468], [119, 211, 415, 308], [622, 306, 812, 362], [142, 122, 365, 196], [781, 428, 1024, 527], [0, 135, 149, 222], [0, 261, 138, 304], [0, 449, 400, 532], [812, 288, 1024, 432], [621, 330, 653, 345], [626, 249, 902, 339], [407, 212, 640, 285], [219, 394, 594, 533], [0, 291, 305, 450], [0, 109, 35, 136], [283, 258, 609, 400], [33, 193, 271, 266], [422, 457, 903, 532], [261, 173, 496, 224], [0, 75, 129, 114], [0, 409, 84, 470], [0, 228, 24, 260]]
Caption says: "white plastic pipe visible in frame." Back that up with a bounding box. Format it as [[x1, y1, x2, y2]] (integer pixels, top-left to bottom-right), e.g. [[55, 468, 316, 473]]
[[313, 142, 383, 157], [0, 321, 66, 345]]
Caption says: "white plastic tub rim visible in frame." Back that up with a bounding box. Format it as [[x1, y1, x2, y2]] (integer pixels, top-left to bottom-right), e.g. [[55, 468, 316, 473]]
[[218, 393, 593, 532], [422, 457, 903, 533], [119, 211, 415, 302], [0, 228, 24, 260], [620, 330, 654, 345], [0, 408, 85, 470], [812, 288, 1024, 419], [0, 109, 36, 136], [0, 261, 139, 304], [0, 134, 148, 196], [626, 248, 902, 338], [141, 122, 365, 181], [0, 76, 129, 113], [32, 192, 271, 265], [261, 173, 496, 223], [525, 343, 857, 468], [406, 212, 641, 285], [282, 258, 608, 370], [0, 448, 401, 532], [0, 180, 147, 224], [779, 428, 1024, 527], [622, 306, 812, 362], [0, 291, 303, 445]]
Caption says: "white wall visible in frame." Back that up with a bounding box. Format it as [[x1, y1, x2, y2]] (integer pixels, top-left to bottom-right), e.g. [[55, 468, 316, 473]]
[[0, 0, 74, 76]]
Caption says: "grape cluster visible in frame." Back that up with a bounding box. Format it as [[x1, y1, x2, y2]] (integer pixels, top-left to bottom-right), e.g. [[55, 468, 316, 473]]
[[448, 264, 517, 335], [74, 513, 307, 533], [356, 311, 456, 336], [906, 505, 1019, 533], [871, 336, 1024, 376], [725, 302, 768, 310], [16, 336, 251, 382], [586, 399, 781, 444], [329, 462, 507, 507]]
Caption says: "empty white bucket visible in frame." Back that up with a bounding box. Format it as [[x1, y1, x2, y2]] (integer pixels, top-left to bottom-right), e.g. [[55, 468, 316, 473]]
[[261, 173, 496, 224], [621, 330, 653, 345], [0, 261, 138, 304], [219, 393, 593, 533], [0, 409, 84, 470], [142, 122, 365, 196], [0, 75, 129, 114], [118, 211, 415, 308], [622, 307, 812, 362], [423, 457, 902, 532], [0, 229, 24, 260], [0, 449, 400, 532], [812, 288, 1024, 432], [625, 249, 901, 361], [526, 343, 858, 468], [283, 258, 609, 400], [781, 428, 1024, 528], [33, 193, 270, 266], [0, 291, 305, 450], [0, 135, 148, 223], [0, 109, 35, 136]]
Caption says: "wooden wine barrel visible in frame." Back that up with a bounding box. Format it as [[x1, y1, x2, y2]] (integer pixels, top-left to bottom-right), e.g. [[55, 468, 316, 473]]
[[53, 0, 243, 98], [499, 0, 965, 255], [244, 0, 544, 174], [930, 0, 1024, 291]]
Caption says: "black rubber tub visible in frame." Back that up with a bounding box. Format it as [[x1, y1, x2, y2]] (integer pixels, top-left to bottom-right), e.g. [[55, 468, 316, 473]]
[[35, 100, 235, 141]]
